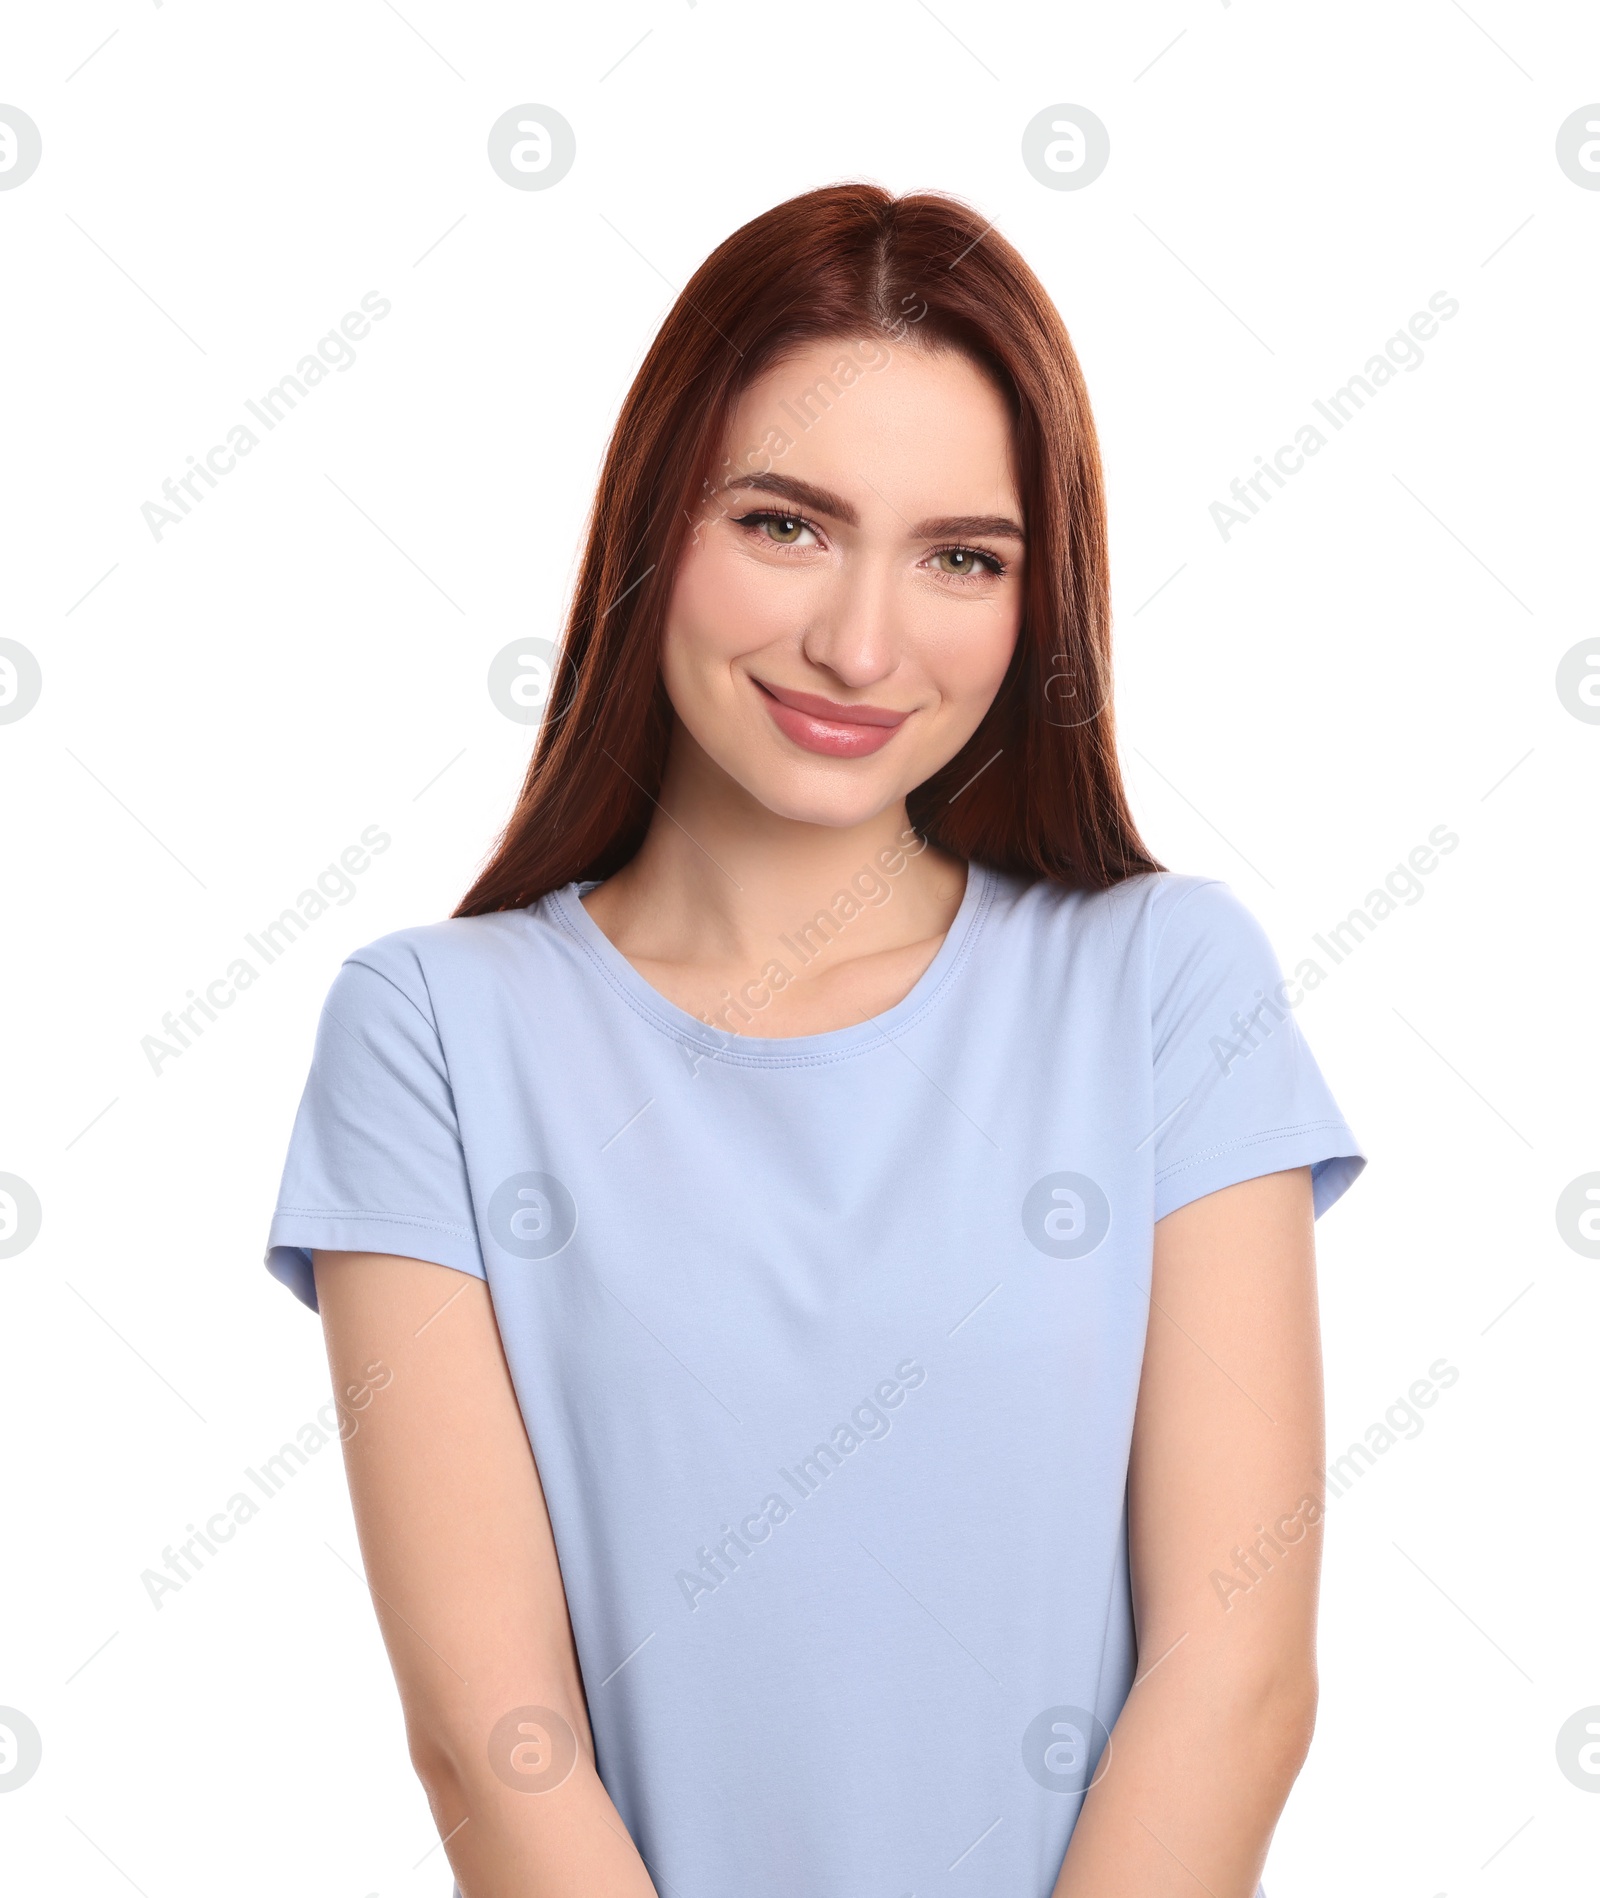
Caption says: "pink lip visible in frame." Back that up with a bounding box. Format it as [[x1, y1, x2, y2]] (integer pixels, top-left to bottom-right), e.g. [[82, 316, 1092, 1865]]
[[755, 675, 914, 755], [753, 679, 912, 759]]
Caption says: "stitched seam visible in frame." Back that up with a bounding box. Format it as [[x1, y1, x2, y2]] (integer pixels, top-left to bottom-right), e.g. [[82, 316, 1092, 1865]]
[[342, 954, 438, 1033], [1154, 1119, 1352, 1181], [274, 1207, 476, 1238], [1146, 874, 1227, 967]]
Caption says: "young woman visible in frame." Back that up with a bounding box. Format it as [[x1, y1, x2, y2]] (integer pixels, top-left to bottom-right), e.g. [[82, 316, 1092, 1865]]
[[266, 184, 1363, 1898]]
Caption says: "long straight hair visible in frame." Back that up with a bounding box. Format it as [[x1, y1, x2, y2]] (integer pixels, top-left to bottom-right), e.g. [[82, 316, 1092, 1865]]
[[455, 183, 1160, 916]]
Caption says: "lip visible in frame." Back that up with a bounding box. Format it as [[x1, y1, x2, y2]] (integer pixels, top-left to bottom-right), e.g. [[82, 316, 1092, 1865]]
[[753, 679, 912, 759]]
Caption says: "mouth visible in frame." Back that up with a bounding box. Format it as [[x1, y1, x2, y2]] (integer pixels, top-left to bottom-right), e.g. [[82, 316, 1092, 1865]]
[[752, 678, 912, 759]]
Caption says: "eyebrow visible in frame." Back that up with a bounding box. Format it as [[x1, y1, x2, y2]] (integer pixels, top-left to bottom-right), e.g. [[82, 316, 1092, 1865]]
[[718, 471, 1025, 543]]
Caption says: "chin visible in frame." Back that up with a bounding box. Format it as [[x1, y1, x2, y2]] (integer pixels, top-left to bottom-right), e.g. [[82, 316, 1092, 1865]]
[[738, 764, 905, 831]]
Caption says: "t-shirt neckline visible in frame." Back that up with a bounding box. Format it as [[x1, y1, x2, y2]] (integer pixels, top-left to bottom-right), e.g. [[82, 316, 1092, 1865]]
[[542, 857, 995, 1067]]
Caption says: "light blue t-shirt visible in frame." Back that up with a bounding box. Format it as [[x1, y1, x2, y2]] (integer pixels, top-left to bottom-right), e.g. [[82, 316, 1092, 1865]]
[[266, 861, 1363, 1898]]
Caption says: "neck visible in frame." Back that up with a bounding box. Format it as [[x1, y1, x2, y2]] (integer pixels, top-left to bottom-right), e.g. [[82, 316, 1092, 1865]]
[[584, 726, 968, 974]]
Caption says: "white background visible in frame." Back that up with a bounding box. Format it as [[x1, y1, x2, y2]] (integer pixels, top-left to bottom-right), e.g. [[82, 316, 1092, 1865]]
[[3, 3, 1597, 1894]]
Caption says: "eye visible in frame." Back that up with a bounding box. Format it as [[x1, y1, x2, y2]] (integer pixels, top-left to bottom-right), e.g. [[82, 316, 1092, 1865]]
[[930, 545, 1005, 578], [735, 510, 818, 548]]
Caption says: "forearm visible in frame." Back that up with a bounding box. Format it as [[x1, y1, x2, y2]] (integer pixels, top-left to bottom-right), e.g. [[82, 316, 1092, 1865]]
[[311, 1257, 661, 1898], [1050, 1656, 1314, 1898], [1066, 1170, 1325, 1894], [418, 1730, 660, 1898]]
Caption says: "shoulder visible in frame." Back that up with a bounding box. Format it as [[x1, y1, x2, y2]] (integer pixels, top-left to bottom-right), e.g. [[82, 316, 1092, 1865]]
[[1143, 873, 1273, 962], [980, 863, 1252, 949], [1135, 876, 1294, 1049], [978, 867, 1281, 1017], [323, 909, 538, 1021]]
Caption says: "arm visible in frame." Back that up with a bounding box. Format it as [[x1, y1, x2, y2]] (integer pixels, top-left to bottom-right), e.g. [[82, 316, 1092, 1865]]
[[1052, 1167, 1324, 1897], [313, 1249, 659, 1898]]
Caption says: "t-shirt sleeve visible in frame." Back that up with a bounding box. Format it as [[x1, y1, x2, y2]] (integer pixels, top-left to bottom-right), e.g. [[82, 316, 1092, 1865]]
[[1149, 878, 1365, 1222], [264, 947, 485, 1312]]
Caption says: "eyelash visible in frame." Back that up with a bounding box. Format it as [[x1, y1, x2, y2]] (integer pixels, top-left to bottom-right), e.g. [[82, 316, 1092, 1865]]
[[730, 509, 1008, 580]]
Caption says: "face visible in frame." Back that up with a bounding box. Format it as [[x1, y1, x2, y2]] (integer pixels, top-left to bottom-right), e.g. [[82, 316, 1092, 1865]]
[[659, 334, 1026, 828]]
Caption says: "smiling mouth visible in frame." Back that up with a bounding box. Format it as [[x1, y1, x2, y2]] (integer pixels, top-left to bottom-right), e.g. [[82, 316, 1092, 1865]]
[[753, 679, 912, 758]]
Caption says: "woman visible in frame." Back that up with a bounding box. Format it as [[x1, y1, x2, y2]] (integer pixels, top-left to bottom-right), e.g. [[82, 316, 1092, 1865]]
[[266, 184, 1363, 1898]]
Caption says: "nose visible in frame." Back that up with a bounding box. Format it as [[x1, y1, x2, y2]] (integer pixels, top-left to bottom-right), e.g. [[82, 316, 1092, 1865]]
[[797, 546, 903, 690]]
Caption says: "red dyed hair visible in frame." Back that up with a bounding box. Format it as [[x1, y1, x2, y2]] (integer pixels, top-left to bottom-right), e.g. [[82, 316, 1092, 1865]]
[[455, 182, 1159, 916]]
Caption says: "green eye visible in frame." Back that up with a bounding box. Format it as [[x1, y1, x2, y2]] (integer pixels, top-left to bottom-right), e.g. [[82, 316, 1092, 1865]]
[[762, 515, 804, 544]]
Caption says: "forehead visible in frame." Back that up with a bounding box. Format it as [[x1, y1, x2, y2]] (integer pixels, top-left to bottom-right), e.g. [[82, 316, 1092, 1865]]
[[718, 335, 1019, 500]]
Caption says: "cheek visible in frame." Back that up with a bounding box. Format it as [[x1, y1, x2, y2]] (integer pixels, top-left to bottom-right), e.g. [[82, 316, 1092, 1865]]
[[665, 534, 800, 667], [912, 594, 1022, 707]]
